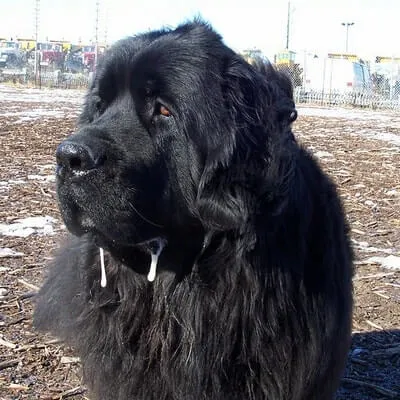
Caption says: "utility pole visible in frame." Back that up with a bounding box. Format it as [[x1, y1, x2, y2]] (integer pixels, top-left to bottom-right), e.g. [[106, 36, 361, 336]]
[[95, 0, 100, 70], [286, 2, 291, 49], [341, 22, 354, 53], [34, 0, 40, 86], [104, 0, 108, 46]]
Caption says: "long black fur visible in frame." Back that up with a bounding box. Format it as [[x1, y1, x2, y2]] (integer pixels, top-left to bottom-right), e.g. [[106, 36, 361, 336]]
[[34, 20, 353, 400]]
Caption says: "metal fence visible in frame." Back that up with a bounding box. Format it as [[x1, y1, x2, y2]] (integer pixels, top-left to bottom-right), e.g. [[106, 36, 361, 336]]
[[279, 56, 400, 110], [1, 55, 400, 110], [33, 71, 90, 89], [0, 69, 90, 89]]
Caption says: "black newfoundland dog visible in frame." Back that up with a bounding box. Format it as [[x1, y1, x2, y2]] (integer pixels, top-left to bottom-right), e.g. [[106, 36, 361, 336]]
[[34, 21, 353, 400]]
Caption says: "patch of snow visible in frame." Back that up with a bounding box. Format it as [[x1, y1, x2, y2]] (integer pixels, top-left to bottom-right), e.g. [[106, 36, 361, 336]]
[[359, 130, 400, 146], [27, 174, 55, 182], [352, 239, 396, 255], [0, 216, 56, 237], [386, 189, 399, 197], [364, 200, 377, 209], [1, 109, 66, 120], [314, 150, 334, 159], [366, 255, 400, 270], [0, 175, 54, 188], [1, 179, 27, 185], [0, 248, 24, 258], [298, 106, 399, 123], [0, 84, 85, 105], [353, 184, 366, 189], [40, 164, 55, 170], [298, 106, 400, 147]]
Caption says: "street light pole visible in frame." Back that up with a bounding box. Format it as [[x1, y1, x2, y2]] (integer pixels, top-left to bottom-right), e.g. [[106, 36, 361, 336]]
[[341, 22, 354, 53], [286, 2, 291, 49]]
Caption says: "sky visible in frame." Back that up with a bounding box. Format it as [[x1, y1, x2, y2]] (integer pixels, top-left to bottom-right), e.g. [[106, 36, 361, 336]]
[[0, 0, 398, 60]]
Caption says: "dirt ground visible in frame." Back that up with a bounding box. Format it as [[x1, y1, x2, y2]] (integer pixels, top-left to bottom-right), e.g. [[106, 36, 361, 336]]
[[0, 86, 399, 399]]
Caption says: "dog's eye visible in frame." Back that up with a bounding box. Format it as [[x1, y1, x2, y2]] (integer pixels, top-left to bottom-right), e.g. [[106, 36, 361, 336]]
[[155, 103, 171, 117]]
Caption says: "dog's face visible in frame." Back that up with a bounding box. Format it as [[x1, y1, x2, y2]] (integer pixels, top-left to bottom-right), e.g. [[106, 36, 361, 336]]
[[56, 22, 296, 251]]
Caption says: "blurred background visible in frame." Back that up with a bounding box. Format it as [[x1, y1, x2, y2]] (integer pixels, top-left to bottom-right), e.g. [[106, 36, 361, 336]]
[[0, 0, 399, 109]]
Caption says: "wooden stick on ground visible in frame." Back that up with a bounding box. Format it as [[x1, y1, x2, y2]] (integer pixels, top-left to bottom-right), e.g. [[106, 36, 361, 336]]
[[0, 358, 19, 371], [51, 386, 86, 399], [341, 377, 399, 398]]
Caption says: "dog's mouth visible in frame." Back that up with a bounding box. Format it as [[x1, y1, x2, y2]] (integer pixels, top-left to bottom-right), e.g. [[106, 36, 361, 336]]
[[57, 184, 164, 242], [58, 199, 170, 282]]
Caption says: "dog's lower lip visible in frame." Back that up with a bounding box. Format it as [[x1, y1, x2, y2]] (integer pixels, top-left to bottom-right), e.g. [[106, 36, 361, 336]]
[[71, 169, 91, 177], [56, 166, 98, 181]]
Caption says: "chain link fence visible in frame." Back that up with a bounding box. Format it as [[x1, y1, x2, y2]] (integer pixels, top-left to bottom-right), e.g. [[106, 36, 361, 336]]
[[0, 68, 90, 89], [277, 55, 400, 110], [1, 49, 400, 110]]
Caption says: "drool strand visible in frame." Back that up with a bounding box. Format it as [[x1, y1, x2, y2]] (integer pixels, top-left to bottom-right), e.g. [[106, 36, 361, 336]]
[[99, 247, 107, 288], [147, 238, 167, 282]]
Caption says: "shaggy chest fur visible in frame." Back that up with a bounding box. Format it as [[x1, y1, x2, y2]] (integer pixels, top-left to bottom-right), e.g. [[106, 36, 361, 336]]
[[35, 230, 350, 400]]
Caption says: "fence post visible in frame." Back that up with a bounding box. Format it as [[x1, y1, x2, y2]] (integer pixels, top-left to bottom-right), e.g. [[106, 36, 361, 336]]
[[390, 56, 395, 101], [321, 57, 326, 106]]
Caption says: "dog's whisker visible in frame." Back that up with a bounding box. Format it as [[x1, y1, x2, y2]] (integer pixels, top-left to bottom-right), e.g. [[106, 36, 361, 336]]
[[128, 201, 164, 228]]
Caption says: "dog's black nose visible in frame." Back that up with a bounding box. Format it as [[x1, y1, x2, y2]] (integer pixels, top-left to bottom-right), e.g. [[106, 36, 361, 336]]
[[56, 141, 99, 174]]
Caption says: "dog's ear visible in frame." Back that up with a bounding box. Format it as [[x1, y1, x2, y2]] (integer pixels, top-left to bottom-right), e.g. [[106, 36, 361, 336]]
[[196, 167, 248, 231], [196, 57, 296, 231], [246, 57, 298, 125]]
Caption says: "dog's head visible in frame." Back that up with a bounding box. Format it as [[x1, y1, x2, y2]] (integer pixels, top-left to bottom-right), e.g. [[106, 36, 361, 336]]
[[56, 21, 297, 251]]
